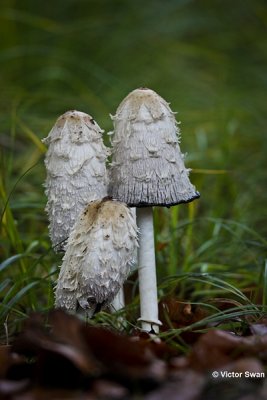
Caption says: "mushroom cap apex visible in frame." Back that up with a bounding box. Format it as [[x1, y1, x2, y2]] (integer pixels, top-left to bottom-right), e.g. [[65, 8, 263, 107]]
[[58, 110, 95, 123], [122, 87, 163, 103]]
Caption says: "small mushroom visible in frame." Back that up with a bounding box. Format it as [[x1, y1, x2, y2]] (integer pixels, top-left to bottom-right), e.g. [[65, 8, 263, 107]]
[[109, 88, 200, 332], [55, 198, 138, 315], [43, 110, 109, 251]]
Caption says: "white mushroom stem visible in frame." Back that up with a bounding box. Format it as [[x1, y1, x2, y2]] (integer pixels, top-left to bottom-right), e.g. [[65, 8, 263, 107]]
[[136, 207, 162, 333], [111, 287, 127, 330], [111, 288, 125, 312]]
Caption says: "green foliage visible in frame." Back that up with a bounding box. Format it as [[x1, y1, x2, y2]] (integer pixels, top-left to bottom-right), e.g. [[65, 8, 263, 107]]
[[0, 0, 267, 340]]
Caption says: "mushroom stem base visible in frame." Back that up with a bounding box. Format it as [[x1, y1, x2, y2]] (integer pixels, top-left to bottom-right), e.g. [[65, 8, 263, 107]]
[[136, 207, 162, 333]]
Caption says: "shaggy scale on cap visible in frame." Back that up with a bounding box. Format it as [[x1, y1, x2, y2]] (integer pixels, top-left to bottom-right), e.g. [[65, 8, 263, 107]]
[[43, 110, 109, 251], [108, 88, 200, 207], [55, 198, 138, 313]]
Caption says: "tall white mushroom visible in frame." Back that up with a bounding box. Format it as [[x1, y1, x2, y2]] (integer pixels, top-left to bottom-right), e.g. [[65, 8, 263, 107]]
[[43, 110, 109, 251], [109, 88, 200, 333], [55, 198, 138, 315]]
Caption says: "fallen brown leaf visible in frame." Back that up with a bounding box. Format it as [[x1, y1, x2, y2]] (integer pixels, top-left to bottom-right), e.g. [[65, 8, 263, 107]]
[[0, 379, 30, 397], [221, 357, 265, 375], [0, 346, 12, 378], [250, 323, 267, 336], [188, 329, 267, 372], [145, 370, 204, 400], [81, 323, 167, 382], [92, 379, 129, 399], [2, 310, 267, 400], [159, 297, 210, 343], [13, 311, 98, 377]]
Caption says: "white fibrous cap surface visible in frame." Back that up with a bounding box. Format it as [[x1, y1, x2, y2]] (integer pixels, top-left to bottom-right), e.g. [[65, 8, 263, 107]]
[[108, 88, 200, 206], [43, 110, 110, 251], [55, 198, 138, 312]]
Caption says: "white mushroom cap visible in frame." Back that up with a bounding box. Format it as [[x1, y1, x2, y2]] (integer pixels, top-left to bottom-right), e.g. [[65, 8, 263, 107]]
[[108, 88, 200, 207], [43, 110, 110, 251], [55, 198, 138, 314]]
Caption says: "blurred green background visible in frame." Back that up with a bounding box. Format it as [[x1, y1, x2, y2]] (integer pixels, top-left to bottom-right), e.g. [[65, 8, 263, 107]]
[[0, 0, 267, 328]]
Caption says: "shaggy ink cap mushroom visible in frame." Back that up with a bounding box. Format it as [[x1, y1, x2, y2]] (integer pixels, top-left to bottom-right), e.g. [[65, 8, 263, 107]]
[[55, 198, 138, 315], [43, 110, 109, 251], [108, 88, 200, 207], [108, 88, 200, 333]]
